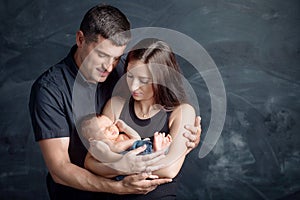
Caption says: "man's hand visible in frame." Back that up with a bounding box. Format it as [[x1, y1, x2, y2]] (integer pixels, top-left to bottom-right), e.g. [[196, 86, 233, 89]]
[[183, 116, 201, 151], [118, 173, 172, 194], [111, 145, 167, 174]]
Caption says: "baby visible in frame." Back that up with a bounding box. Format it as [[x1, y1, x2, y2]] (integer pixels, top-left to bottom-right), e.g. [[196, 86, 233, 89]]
[[80, 114, 172, 156], [80, 114, 172, 180]]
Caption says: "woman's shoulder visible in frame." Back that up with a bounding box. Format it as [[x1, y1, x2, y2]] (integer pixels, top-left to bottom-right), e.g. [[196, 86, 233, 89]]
[[105, 96, 127, 119], [172, 103, 195, 113], [109, 96, 126, 106], [169, 103, 196, 120]]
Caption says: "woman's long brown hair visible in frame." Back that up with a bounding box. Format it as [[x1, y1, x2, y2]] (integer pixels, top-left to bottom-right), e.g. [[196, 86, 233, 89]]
[[125, 38, 187, 110]]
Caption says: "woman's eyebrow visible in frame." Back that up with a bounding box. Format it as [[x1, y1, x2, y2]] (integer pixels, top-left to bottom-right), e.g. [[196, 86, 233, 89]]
[[127, 70, 152, 80], [139, 76, 151, 80]]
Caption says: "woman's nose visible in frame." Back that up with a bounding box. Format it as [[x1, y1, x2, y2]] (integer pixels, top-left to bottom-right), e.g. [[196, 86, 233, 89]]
[[129, 78, 140, 91]]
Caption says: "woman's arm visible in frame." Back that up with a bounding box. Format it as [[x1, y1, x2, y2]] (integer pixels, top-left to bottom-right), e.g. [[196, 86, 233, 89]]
[[85, 152, 122, 178], [84, 96, 125, 175], [103, 97, 141, 139], [102, 96, 125, 121], [152, 103, 196, 178]]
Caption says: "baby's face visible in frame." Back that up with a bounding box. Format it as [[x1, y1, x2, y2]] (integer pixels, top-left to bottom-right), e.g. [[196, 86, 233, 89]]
[[96, 115, 119, 140]]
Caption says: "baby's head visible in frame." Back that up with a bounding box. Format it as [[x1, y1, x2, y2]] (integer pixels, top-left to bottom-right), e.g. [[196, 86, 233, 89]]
[[80, 114, 119, 141]]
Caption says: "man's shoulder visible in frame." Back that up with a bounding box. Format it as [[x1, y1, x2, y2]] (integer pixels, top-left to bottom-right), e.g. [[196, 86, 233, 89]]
[[33, 60, 71, 90]]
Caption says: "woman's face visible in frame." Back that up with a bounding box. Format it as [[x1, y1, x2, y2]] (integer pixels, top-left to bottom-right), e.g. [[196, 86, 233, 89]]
[[126, 60, 154, 102]]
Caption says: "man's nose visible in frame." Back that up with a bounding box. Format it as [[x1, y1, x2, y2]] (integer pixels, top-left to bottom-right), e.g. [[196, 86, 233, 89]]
[[103, 57, 115, 72]]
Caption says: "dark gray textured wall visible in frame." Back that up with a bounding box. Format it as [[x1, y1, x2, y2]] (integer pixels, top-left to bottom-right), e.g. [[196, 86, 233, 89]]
[[0, 0, 299, 199]]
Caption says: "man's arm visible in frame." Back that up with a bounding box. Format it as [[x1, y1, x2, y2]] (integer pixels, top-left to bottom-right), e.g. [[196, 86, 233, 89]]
[[38, 137, 118, 192], [39, 137, 171, 194]]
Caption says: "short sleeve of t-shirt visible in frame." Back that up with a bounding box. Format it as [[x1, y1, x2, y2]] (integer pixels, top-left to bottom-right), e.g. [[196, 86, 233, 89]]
[[29, 82, 70, 141]]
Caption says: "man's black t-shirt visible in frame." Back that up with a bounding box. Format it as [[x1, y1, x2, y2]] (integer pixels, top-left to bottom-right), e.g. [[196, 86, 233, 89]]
[[29, 45, 124, 199]]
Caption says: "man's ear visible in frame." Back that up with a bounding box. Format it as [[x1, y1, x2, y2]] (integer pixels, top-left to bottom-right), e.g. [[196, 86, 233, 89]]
[[76, 30, 85, 48]]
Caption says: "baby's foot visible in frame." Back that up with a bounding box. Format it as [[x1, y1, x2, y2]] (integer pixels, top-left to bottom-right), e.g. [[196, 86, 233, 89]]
[[162, 134, 172, 149], [153, 132, 172, 151], [153, 132, 162, 152]]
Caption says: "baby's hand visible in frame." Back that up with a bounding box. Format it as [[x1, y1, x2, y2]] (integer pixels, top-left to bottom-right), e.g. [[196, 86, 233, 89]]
[[115, 119, 128, 132]]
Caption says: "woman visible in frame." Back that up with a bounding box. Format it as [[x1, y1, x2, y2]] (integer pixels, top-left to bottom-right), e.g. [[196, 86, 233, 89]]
[[85, 38, 196, 199]]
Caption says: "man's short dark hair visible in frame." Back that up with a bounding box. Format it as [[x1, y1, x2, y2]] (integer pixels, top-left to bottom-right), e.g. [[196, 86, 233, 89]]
[[80, 4, 131, 46]]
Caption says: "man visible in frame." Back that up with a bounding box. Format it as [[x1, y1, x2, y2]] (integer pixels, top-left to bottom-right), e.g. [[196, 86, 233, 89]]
[[29, 4, 201, 200]]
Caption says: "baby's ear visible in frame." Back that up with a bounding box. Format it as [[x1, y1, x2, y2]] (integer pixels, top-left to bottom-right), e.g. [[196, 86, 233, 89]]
[[89, 138, 96, 146]]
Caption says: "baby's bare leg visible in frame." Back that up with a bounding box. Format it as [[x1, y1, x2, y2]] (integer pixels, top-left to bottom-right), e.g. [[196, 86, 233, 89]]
[[153, 132, 172, 152]]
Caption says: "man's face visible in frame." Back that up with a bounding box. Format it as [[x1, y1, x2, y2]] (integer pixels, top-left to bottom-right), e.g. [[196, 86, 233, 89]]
[[78, 35, 126, 83]]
